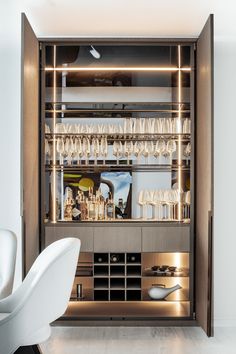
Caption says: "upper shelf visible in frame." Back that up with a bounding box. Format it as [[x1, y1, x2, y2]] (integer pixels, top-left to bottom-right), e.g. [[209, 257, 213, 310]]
[[45, 101, 190, 111]]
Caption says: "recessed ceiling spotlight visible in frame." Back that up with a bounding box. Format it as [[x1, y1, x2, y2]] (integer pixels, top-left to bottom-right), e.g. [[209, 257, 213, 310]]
[[89, 45, 101, 59]]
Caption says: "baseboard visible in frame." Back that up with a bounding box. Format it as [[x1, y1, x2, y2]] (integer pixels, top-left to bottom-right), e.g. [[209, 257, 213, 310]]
[[54, 319, 198, 327]]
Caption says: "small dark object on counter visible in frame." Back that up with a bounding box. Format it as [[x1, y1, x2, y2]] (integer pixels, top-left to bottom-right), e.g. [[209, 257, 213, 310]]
[[168, 266, 177, 272], [159, 265, 169, 272], [151, 265, 160, 271]]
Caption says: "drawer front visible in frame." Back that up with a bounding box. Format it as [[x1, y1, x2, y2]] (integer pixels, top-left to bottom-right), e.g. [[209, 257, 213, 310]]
[[142, 226, 190, 252], [45, 226, 93, 252], [94, 227, 141, 252]]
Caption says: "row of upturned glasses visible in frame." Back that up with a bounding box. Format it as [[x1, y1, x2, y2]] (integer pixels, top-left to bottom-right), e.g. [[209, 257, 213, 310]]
[[138, 189, 191, 220], [45, 117, 191, 136]]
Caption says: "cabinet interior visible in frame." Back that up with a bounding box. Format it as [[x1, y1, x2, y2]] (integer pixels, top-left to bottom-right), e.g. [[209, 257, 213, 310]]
[[41, 42, 194, 321]]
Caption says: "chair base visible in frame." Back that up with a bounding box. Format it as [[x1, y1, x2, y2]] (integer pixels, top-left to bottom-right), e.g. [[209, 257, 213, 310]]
[[14, 345, 42, 354]]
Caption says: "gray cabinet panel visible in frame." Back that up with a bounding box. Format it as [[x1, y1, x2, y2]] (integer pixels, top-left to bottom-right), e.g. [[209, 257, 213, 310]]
[[45, 226, 93, 252], [94, 227, 141, 252], [142, 226, 190, 252]]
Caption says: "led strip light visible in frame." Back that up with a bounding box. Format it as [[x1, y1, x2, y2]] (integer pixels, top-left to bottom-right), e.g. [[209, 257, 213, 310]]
[[52, 45, 57, 223], [178, 45, 182, 221], [45, 66, 191, 72]]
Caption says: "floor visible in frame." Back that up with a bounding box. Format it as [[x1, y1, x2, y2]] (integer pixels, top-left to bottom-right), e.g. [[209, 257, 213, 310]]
[[40, 327, 236, 354]]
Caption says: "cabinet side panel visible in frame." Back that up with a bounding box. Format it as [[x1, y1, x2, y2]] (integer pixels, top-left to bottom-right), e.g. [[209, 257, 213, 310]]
[[21, 13, 39, 275], [196, 14, 214, 336]]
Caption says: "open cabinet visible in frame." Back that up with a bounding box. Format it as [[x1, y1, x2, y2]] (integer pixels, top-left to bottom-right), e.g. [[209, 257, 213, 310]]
[[21, 13, 214, 336]]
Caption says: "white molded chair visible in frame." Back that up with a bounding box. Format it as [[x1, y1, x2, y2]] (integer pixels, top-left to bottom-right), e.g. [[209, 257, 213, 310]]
[[0, 229, 17, 300], [0, 237, 80, 354]]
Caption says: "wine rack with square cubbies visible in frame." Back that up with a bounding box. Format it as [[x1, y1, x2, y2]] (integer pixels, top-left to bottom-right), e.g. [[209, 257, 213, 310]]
[[93, 253, 142, 301]]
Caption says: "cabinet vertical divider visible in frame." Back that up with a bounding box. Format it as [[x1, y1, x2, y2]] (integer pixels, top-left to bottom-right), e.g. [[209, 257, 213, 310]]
[[108, 253, 110, 302]]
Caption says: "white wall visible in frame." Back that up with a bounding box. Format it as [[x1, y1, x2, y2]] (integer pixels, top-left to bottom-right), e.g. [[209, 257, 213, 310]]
[[214, 36, 236, 326], [0, 0, 236, 325], [0, 1, 22, 287]]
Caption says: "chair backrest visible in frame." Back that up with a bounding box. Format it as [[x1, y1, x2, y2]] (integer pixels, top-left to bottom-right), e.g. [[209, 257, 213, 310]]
[[7, 238, 80, 328], [0, 229, 17, 299]]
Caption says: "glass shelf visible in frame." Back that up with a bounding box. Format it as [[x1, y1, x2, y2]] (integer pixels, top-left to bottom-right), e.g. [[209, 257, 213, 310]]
[[45, 133, 191, 141], [45, 163, 190, 172]]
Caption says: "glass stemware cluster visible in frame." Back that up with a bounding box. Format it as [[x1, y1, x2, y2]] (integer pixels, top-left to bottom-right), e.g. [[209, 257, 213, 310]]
[[123, 117, 191, 135], [113, 139, 177, 164], [45, 137, 180, 165], [53, 136, 108, 165], [44, 118, 190, 165], [138, 189, 191, 221]]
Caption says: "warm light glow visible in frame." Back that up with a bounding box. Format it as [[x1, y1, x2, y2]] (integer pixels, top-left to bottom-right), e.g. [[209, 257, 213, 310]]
[[177, 45, 182, 221], [174, 252, 182, 268], [52, 45, 57, 223], [175, 301, 182, 315], [45, 67, 191, 72]]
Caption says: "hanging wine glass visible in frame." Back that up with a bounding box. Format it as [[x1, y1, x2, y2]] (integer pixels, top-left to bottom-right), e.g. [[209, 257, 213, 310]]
[[113, 141, 121, 165], [83, 137, 91, 165], [133, 141, 143, 164], [64, 137, 70, 165], [76, 137, 83, 165], [100, 137, 108, 165], [67, 137, 75, 165], [45, 138, 51, 164], [92, 138, 100, 165], [56, 137, 64, 165], [124, 141, 133, 165], [184, 142, 191, 157], [166, 140, 177, 164]]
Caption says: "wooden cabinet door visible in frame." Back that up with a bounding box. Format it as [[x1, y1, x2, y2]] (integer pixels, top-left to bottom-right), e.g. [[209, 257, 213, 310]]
[[21, 13, 39, 275], [142, 226, 190, 252], [94, 227, 141, 252], [44, 226, 94, 252], [196, 14, 214, 336]]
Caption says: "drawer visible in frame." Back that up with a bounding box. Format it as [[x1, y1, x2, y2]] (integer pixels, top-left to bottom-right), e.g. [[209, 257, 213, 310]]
[[94, 227, 141, 252], [44, 226, 94, 252], [142, 226, 190, 252]]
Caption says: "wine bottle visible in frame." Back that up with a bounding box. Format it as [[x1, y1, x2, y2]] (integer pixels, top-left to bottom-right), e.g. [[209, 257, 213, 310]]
[[105, 192, 115, 220]]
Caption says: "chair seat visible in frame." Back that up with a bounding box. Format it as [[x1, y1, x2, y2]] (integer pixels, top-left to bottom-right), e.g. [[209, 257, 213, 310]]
[[0, 313, 10, 320]]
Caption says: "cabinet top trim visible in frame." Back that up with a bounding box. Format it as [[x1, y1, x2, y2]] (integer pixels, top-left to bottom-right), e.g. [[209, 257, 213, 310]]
[[38, 37, 197, 45]]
